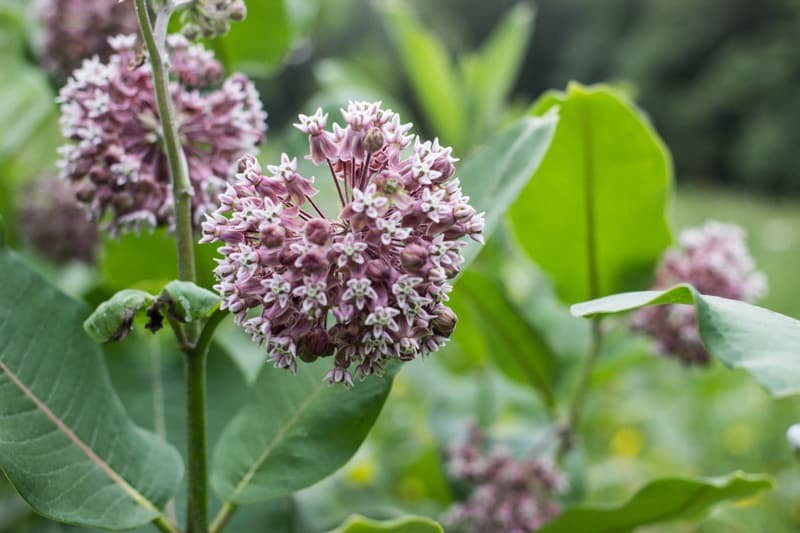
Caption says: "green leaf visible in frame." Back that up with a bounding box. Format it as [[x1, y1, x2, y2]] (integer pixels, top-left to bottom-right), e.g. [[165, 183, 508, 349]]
[[538, 472, 772, 533], [510, 83, 673, 304], [0, 214, 6, 248], [160, 280, 220, 323], [211, 361, 398, 504], [459, 112, 559, 266], [83, 289, 155, 343], [0, 61, 54, 163], [215, 0, 291, 75], [329, 515, 444, 533], [449, 271, 557, 409], [0, 249, 182, 529], [380, 2, 463, 148], [461, 2, 535, 145], [571, 284, 800, 397]]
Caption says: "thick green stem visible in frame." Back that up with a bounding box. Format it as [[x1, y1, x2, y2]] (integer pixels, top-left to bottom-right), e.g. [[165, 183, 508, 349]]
[[133, 1, 206, 531], [133, 0, 197, 286], [185, 346, 209, 533]]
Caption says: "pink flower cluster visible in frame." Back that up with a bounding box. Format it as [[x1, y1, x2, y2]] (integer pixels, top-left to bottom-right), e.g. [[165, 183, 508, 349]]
[[35, 0, 139, 80], [631, 220, 767, 365], [57, 34, 267, 235], [445, 425, 564, 533], [201, 103, 484, 386]]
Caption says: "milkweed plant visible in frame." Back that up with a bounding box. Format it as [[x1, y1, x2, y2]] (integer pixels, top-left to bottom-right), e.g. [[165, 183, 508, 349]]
[[1, 0, 799, 532]]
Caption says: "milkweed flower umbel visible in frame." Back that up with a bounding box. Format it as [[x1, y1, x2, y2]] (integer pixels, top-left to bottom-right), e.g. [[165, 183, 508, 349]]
[[201, 103, 484, 386], [57, 34, 267, 235], [631, 220, 767, 365], [445, 425, 564, 533], [35, 0, 139, 80]]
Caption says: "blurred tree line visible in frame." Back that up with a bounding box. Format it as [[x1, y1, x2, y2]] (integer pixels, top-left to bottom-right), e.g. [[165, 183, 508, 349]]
[[266, 0, 800, 195]]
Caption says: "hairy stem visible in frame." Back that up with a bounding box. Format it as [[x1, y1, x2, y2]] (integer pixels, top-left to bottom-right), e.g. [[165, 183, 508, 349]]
[[134, 1, 206, 531], [133, 0, 197, 286], [185, 346, 209, 533]]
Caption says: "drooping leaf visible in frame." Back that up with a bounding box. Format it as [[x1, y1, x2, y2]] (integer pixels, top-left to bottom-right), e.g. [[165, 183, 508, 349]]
[[448, 270, 557, 409], [459, 112, 559, 266], [211, 361, 398, 504], [571, 284, 800, 397], [510, 83, 673, 304], [538, 472, 772, 533], [329, 514, 444, 533], [160, 280, 220, 323], [379, 1, 463, 147], [0, 249, 182, 529], [215, 0, 292, 75], [83, 289, 155, 343]]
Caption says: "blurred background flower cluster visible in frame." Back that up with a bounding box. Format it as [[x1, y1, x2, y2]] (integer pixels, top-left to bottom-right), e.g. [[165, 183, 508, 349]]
[[1, 0, 799, 531]]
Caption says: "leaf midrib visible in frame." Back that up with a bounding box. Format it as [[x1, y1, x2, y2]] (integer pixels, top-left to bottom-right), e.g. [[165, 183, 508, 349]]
[[229, 379, 326, 499], [0, 359, 162, 516]]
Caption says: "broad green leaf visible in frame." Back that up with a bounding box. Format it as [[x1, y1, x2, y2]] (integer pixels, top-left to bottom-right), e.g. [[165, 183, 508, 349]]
[[571, 284, 800, 397], [330, 514, 443, 533], [459, 112, 559, 266], [538, 472, 772, 533], [449, 270, 557, 408], [104, 332, 251, 525], [83, 289, 155, 343], [380, 2, 463, 148], [461, 3, 535, 146], [0, 249, 182, 529], [0, 61, 54, 163], [211, 361, 398, 504], [160, 280, 220, 322], [510, 83, 672, 304], [0, 215, 6, 247], [216, 0, 291, 75]]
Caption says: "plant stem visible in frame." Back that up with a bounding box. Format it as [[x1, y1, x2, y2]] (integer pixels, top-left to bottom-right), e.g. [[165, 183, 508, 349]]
[[133, 0, 197, 286], [557, 318, 602, 460], [185, 345, 209, 533], [209, 502, 239, 533], [134, 1, 208, 531]]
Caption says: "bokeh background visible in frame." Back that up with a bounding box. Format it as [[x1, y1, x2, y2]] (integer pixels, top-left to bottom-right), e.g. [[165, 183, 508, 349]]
[[1, 0, 800, 531]]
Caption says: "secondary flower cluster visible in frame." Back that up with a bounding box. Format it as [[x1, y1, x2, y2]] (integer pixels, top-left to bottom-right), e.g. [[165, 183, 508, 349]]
[[631, 220, 767, 365], [57, 34, 267, 235], [201, 103, 484, 386], [445, 425, 564, 533], [20, 178, 99, 265], [180, 0, 247, 39], [35, 0, 139, 80]]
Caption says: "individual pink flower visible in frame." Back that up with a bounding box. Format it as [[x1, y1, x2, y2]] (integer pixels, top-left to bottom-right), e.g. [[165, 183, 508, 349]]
[[201, 103, 484, 386], [631, 220, 767, 365], [445, 425, 565, 533], [35, 0, 139, 80], [57, 34, 267, 235]]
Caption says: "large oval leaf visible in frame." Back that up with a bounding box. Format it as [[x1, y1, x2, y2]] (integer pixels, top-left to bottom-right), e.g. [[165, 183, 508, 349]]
[[571, 284, 800, 397], [538, 472, 771, 533], [0, 249, 182, 529], [510, 83, 672, 304], [211, 362, 398, 504], [459, 112, 558, 266]]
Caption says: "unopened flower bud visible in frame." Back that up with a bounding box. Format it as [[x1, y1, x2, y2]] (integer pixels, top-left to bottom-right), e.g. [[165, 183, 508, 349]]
[[363, 128, 385, 154], [366, 259, 390, 281], [260, 224, 286, 248], [307, 327, 333, 357], [401, 243, 428, 272], [229, 1, 247, 21], [305, 218, 331, 245], [431, 306, 457, 337]]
